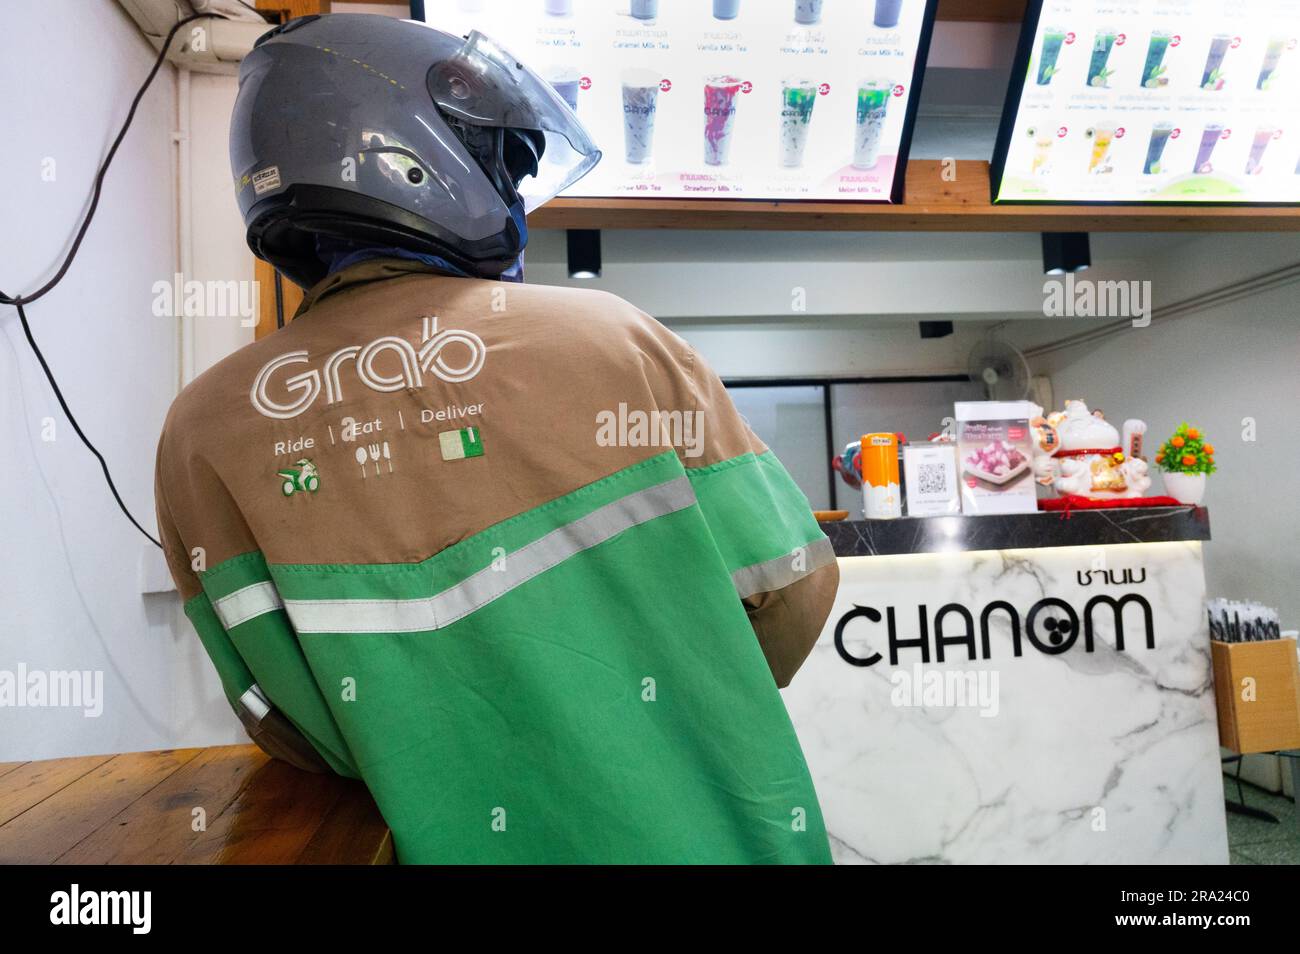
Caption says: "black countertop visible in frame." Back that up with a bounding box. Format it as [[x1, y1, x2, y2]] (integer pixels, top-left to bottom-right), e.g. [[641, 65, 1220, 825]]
[[821, 506, 1211, 557]]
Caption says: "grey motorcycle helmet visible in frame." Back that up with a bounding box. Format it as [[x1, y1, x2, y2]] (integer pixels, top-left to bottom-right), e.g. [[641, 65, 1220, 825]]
[[230, 14, 600, 288]]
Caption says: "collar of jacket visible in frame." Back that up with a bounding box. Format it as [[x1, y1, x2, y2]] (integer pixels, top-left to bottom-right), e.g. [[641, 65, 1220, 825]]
[[293, 258, 463, 319]]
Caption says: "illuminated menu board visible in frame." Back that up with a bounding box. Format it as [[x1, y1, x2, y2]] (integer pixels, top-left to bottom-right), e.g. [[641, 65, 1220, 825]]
[[991, 0, 1300, 204], [423, 0, 937, 202]]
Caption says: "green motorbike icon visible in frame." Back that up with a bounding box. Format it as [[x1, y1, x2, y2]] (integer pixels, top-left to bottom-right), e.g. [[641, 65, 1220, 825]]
[[277, 458, 320, 497]]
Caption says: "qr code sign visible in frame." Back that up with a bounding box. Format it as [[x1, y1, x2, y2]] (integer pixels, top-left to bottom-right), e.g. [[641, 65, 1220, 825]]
[[917, 463, 949, 495]]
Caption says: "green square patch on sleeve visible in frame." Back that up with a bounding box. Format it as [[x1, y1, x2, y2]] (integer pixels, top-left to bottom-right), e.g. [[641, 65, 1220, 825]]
[[439, 427, 484, 461]]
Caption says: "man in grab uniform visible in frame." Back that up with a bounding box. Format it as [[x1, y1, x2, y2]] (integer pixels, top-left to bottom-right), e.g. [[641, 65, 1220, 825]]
[[156, 14, 839, 863]]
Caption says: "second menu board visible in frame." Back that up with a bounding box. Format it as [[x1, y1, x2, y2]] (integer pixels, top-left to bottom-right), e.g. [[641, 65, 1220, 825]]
[[992, 0, 1300, 203], [425, 0, 937, 202]]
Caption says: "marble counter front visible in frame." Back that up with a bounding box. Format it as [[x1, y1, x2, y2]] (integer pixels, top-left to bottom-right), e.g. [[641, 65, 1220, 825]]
[[784, 507, 1228, 864]]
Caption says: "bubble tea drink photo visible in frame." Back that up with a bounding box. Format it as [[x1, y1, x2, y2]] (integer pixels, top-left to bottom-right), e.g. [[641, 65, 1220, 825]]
[[1258, 37, 1287, 90], [713, 0, 741, 19], [853, 79, 891, 169], [1194, 123, 1224, 173], [1086, 27, 1117, 87], [1086, 123, 1115, 174], [544, 0, 572, 16], [704, 75, 744, 166], [874, 0, 903, 29], [779, 79, 818, 167], [1201, 34, 1231, 89], [630, 0, 659, 20], [1246, 126, 1275, 175], [545, 69, 584, 167], [547, 67, 582, 112], [1030, 125, 1054, 175], [795, 0, 823, 25], [1143, 122, 1173, 174], [621, 69, 661, 164], [1036, 26, 1066, 85], [1140, 30, 1171, 88]]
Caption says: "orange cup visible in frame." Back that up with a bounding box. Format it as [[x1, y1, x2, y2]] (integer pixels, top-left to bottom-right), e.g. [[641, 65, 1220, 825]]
[[860, 433, 901, 519]]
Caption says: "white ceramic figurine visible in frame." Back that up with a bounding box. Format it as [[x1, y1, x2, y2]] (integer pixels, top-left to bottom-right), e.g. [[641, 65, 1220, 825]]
[[1044, 400, 1150, 499], [1118, 456, 1152, 497]]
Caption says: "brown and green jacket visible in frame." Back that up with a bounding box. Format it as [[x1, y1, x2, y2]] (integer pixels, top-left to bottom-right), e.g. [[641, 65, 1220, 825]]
[[155, 259, 839, 863]]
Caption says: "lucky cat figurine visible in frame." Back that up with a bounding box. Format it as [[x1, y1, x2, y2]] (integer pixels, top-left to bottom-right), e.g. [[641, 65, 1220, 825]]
[[1046, 400, 1149, 499]]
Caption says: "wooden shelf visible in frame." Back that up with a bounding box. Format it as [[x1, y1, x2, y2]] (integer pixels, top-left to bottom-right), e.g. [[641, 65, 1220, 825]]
[[935, 0, 1028, 22], [529, 161, 1300, 232]]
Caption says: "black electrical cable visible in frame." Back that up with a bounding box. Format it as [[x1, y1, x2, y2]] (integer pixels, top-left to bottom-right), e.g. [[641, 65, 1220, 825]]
[[1, 13, 217, 308], [0, 12, 223, 549], [13, 300, 163, 548]]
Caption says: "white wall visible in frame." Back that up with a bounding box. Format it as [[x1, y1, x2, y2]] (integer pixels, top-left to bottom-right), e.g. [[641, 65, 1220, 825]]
[[524, 229, 1152, 320], [1024, 237, 1300, 628], [189, 72, 255, 376], [666, 315, 991, 378], [0, 0, 240, 760]]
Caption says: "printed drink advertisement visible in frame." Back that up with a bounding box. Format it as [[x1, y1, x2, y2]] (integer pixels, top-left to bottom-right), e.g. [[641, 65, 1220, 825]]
[[992, 0, 1300, 204], [424, 0, 937, 203]]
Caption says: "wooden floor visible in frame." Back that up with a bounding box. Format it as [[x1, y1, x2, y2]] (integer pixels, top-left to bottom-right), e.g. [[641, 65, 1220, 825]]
[[0, 744, 393, 864]]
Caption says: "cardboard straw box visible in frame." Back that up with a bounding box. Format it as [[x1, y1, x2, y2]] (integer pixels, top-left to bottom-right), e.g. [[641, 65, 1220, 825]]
[[1211, 638, 1300, 754]]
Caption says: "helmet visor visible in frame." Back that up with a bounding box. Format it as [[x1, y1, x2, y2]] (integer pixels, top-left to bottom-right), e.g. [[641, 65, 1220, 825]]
[[427, 30, 601, 211]]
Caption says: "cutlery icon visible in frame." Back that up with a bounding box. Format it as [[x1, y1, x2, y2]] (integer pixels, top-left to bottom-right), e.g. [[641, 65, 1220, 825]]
[[382, 441, 393, 473], [354, 446, 368, 478], [368, 443, 381, 476]]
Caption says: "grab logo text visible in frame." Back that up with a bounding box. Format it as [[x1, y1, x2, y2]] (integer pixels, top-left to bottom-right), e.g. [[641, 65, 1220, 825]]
[[251, 316, 486, 420]]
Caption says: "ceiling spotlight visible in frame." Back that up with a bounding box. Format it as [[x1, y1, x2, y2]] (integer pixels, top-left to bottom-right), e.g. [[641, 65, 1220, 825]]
[[567, 229, 602, 279], [919, 321, 954, 339], [1041, 232, 1091, 275]]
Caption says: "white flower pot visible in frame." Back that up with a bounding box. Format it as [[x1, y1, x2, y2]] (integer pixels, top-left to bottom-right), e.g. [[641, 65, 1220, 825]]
[[1163, 471, 1206, 505]]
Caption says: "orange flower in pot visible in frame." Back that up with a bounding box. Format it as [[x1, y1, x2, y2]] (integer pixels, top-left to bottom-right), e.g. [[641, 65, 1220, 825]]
[[1156, 422, 1216, 505]]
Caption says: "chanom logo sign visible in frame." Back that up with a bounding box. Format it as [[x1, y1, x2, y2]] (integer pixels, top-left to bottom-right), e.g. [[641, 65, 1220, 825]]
[[834, 592, 1155, 668]]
